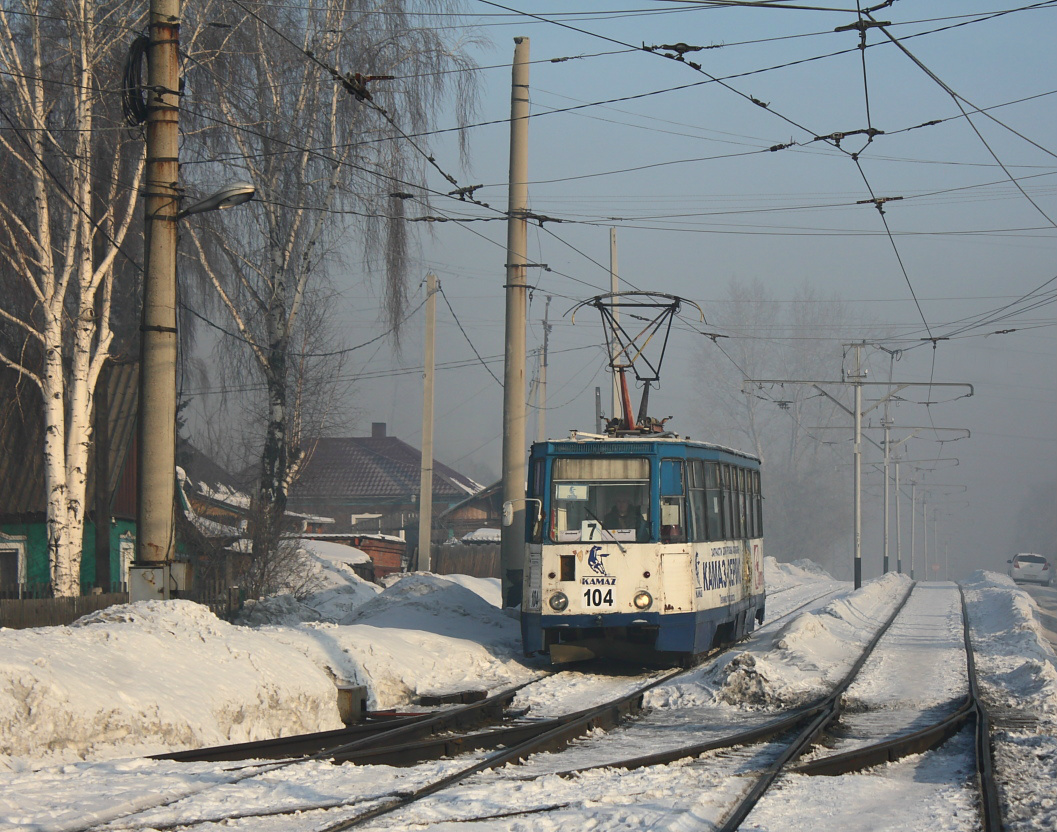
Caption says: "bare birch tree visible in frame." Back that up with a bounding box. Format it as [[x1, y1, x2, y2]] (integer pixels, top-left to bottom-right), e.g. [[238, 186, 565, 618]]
[[0, 0, 145, 595], [179, 0, 479, 558]]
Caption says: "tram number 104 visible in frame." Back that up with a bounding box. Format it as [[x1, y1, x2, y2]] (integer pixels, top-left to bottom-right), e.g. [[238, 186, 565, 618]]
[[582, 587, 614, 608]]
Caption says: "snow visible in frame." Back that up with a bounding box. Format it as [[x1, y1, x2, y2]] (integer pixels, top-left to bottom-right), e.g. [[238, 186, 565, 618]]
[[459, 527, 502, 544], [1, 561, 1055, 832], [746, 732, 980, 832], [764, 556, 836, 592], [962, 571, 1057, 832], [0, 601, 342, 761], [646, 572, 913, 711]]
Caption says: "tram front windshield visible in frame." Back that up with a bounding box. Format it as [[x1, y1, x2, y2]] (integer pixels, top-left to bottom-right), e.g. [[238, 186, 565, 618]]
[[550, 457, 650, 542]]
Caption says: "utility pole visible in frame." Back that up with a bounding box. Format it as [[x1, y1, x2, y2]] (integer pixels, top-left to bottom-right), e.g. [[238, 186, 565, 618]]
[[135, 0, 181, 596], [910, 479, 917, 580], [932, 504, 939, 579], [922, 494, 929, 581], [537, 295, 552, 443], [417, 273, 437, 572], [882, 412, 891, 574], [851, 345, 864, 589], [609, 228, 620, 422], [894, 459, 902, 574], [500, 36, 530, 608]]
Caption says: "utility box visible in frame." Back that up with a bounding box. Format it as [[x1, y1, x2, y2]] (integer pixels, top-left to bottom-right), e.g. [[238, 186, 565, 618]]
[[337, 685, 368, 724], [128, 562, 193, 602]]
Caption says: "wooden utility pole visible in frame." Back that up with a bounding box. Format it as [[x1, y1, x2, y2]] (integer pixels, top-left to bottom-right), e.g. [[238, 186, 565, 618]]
[[417, 274, 437, 571], [136, 0, 181, 589], [500, 36, 530, 607]]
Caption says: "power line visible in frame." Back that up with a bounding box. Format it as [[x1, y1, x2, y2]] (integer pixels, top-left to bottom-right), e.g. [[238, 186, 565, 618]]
[[437, 284, 503, 386]]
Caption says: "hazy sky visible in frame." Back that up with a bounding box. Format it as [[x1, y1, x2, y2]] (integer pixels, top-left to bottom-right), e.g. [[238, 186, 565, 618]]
[[325, 1, 1055, 577]]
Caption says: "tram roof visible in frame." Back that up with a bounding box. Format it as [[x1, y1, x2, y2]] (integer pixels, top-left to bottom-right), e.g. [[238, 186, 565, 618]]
[[532, 432, 760, 466]]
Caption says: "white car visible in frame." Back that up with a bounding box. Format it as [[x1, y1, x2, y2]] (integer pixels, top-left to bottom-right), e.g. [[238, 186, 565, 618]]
[[1008, 553, 1052, 586]]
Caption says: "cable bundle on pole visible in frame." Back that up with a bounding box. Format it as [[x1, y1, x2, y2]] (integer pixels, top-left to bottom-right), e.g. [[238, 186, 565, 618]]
[[122, 34, 150, 126]]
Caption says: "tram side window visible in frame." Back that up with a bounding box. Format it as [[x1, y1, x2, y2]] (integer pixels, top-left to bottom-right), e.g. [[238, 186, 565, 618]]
[[744, 468, 755, 539], [756, 471, 765, 537], [660, 459, 687, 543], [739, 469, 748, 539], [704, 461, 723, 541], [722, 465, 737, 539], [688, 460, 707, 542]]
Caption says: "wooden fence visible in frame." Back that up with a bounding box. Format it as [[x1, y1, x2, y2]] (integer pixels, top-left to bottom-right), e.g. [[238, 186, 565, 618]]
[[0, 592, 129, 629], [431, 544, 500, 579]]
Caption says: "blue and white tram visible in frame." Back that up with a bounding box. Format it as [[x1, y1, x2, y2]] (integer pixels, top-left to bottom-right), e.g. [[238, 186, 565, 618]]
[[521, 433, 765, 665]]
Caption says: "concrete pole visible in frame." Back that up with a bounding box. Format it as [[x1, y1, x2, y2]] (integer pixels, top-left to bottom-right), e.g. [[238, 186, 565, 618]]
[[537, 295, 551, 443], [932, 506, 939, 580], [417, 274, 437, 572], [500, 37, 530, 608], [882, 415, 890, 574], [922, 496, 929, 581], [910, 481, 917, 580], [852, 345, 863, 590], [136, 0, 181, 585], [894, 460, 902, 574], [609, 228, 620, 422]]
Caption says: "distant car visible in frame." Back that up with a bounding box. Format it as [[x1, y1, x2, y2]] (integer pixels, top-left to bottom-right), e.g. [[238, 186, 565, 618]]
[[1007, 553, 1052, 586]]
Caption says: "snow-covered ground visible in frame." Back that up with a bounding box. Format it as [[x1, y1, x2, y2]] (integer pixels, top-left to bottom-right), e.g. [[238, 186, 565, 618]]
[[963, 571, 1057, 832], [0, 559, 1054, 831]]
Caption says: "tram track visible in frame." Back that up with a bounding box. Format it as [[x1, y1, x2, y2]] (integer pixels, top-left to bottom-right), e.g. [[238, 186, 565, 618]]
[[342, 580, 1001, 832], [710, 583, 1002, 832], [86, 586, 845, 832]]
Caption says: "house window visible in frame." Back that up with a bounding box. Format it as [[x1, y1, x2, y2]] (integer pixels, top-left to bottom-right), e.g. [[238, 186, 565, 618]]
[[119, 531, 135, 590], [0, 532, 27, 596]]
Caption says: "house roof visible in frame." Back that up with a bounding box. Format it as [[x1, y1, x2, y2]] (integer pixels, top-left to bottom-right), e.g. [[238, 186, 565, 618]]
[[0, 361, 138, 519], [177, 442, 252, 511], [437, 480, 503, 520], [292, 435, 482, 503]]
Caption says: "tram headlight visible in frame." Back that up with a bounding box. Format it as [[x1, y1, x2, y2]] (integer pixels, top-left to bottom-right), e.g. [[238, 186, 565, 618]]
[[548, 591, 569, 612], [633, 591, 653, 610]]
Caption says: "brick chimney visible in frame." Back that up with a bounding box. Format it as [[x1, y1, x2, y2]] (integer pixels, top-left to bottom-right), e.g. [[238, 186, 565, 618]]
[[371, 422, 387, 438]]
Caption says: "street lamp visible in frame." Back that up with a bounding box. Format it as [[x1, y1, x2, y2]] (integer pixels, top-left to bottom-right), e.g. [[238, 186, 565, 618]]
[[179, 181, 255, 218]]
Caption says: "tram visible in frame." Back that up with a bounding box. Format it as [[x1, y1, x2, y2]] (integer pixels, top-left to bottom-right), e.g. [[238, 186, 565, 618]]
[[517, 294, 765, 665]]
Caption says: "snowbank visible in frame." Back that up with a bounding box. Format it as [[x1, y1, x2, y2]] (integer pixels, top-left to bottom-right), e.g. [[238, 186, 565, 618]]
[[0, 573, 531, 766], [961, 570, 1057, 719], [398, 572, 502, 608], [261, 574, 527, 708], [0, 601, 343, 762], [647, 572, 911, 711], [962, 570, 1057, 832], [765, 556, 835, 592], [236, 540, 380, 626]]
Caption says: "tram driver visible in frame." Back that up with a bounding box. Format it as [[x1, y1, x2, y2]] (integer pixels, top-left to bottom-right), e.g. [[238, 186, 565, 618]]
[[603, 490, 648, 542]]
